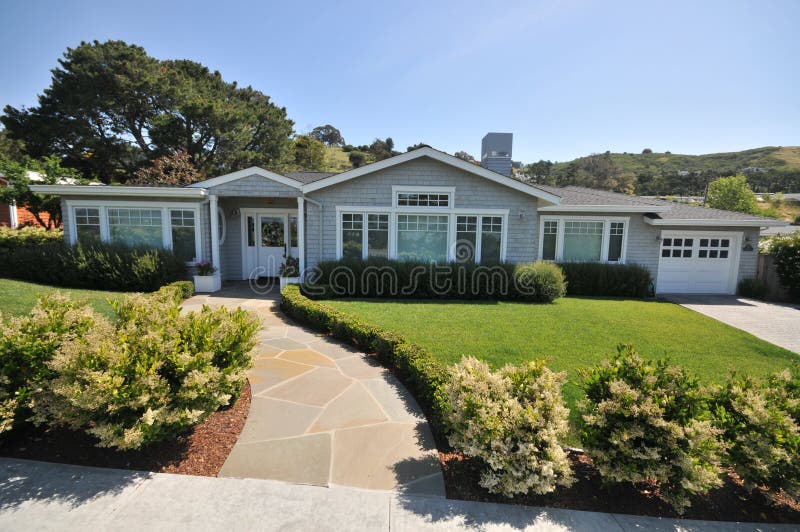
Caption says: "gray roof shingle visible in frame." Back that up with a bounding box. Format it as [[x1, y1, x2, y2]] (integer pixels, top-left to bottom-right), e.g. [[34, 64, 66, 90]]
[[284, 171, 339, 184]]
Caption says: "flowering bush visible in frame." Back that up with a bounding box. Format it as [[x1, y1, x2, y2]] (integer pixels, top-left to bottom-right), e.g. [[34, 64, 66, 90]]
[[713, 367, 800, 500], [578, 345, 725, 514], [25, 288, 259, 450], [443, 356, 573, 497], [195, 260, 217, 275], [0, 294, 98, 436]]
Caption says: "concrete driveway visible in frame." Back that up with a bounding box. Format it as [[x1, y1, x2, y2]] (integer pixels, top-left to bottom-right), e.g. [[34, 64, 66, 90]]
[[667, 295, 800, 354]]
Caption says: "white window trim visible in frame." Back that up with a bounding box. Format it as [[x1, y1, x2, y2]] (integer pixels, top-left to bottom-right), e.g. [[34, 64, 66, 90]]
[[538, 215, 630, 263], [392, 185, 456, 209], [335, 205, 509, 263], [217, 206, 227, 246], [66, 199, 203, 265], [238, 207, 300, 279]]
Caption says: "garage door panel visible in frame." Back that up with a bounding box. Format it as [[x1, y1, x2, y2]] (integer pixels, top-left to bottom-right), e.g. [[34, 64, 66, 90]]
[[656, 232, 740, 295]]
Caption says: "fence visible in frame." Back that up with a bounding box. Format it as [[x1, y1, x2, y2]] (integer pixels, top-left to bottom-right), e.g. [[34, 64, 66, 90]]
[[756, 253, 790, 301]]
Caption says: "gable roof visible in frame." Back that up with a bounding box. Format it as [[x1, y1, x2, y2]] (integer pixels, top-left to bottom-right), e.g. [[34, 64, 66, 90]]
[[301, 147, 562, 204], [188, 166, 304, 190]]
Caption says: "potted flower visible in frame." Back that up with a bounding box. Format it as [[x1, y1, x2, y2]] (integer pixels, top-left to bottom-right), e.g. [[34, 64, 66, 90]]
[[193, 260, 221, 292], [279, 255, 300, 291]]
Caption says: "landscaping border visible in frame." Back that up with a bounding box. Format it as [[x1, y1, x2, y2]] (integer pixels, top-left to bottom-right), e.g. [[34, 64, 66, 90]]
[[280, 285, 449, 441]]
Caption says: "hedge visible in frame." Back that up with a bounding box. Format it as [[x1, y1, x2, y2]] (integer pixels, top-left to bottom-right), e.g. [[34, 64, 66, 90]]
[[762, 233, 800, 299], [307, 257, 565, 302], [280, 284, 449, 439], [557, 262, 652, 298], [0, 241, 187, 292], [0, 226, 64, 249]]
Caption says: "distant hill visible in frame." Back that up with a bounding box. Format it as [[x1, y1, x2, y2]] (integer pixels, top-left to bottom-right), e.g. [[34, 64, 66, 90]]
[[551, 146, 800, 176]]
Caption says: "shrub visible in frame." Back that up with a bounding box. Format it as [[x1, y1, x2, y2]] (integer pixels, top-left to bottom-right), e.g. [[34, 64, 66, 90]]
[[0, 226, 63, 249], [794, 214, 800, 226], [763, 233, 800, 298], [0, 241, 187, 292], [307, 257, 565, 302], [281, 285, 449, 437], [443, 357, 573, 497], [557, 262, 652, 298], [578, 345, 725, 513], [712, 367, 800, 500], [31, 290, 259, 450], [164, 280, 195, 299], [0, 294, 99, 435], [513, 261, 567, 302], [737, 278, 768, 299]]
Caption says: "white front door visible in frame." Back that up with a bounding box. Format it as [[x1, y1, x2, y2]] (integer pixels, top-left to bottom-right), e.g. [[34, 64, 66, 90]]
[[242, 210, 299, 279], [656, 231, 742, 294]]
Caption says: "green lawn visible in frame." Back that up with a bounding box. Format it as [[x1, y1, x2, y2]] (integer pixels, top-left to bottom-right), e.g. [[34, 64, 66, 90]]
[[325, 297, 798, 432], [0, 278, 130, 318]]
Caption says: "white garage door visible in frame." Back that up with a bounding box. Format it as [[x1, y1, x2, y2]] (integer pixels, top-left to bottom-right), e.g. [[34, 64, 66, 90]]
[[656, 231, 741, 294]]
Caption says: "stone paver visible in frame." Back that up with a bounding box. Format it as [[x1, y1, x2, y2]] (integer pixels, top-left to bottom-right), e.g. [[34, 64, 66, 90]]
[[186, 283, 444, 494], [668, 295, 800, 354], [2, 458, 795, 532]]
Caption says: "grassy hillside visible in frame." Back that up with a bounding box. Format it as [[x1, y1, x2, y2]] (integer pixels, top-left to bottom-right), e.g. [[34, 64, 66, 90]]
[[552, 146, 800, 175]]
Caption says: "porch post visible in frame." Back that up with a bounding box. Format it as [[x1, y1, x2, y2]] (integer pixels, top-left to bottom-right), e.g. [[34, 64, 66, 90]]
[[297, 196, 305, 280], [209, 194, 220, 271]]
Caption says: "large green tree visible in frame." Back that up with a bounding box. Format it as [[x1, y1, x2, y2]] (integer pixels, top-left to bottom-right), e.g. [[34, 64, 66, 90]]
[[706, 175, 759, 214], [290, 135, 326, 171], [1, 40, 295, 183]]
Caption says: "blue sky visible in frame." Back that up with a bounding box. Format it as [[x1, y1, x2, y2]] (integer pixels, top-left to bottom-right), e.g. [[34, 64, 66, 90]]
[[1, 0, 798, 163]]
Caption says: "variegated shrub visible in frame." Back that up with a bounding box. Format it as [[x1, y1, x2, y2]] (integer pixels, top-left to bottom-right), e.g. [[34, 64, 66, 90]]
[[443, 356, 573, 497], [579, 345, 725, 514]]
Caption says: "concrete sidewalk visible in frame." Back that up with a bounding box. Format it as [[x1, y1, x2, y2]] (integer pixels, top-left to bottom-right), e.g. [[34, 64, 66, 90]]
[[1, 459, 794, 531]]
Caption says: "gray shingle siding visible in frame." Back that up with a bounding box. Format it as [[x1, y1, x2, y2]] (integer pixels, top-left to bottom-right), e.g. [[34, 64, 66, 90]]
[[209, 174, 301, 198], [304, 157, 540, 269]]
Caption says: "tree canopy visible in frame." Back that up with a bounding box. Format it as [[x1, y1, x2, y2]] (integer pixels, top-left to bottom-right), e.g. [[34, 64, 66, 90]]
[[706, 175, 759, 214], [1, 40, 295, 183], [291, 135, 326, 171], [309, 124, 344, 146]]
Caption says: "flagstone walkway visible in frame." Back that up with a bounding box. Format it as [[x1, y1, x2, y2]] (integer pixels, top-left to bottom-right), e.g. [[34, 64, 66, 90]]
[[182, 283, 445, 496]]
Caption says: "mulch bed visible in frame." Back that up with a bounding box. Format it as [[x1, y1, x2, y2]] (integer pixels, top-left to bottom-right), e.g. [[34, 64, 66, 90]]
[[439, 450, 800, 524], [0, 382, 251, 477]]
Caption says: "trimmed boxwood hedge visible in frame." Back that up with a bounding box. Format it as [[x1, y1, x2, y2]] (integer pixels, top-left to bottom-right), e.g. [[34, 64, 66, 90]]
[[281, 284, 449, 440], [557, 262, 652, 298]]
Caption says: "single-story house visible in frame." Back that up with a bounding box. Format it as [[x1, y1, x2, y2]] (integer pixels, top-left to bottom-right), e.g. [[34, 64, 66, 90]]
[[32, 146, 788, 295]]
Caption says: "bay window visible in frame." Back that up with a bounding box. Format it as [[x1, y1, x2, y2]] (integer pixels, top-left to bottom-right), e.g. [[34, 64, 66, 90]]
[[69, 203, 202, 264], [539, 217, 628, 263]]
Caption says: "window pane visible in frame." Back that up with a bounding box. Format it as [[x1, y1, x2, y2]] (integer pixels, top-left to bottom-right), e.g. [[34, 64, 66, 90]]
[[480, 216, 502, 264], [247, 216, 255, 247], [455, 215, 477, 262], [74, 207, 101, 245], [367, 214, 388, 258], [289, 215, 298, 248], [170, 209, 196, 262], [397, 192, 450, 207], [607, 222, 624, 262], [342, 213, 363, 259], [562, 221, 603, 261], [542, 220, 557, 260], [108, 208, 163, 248], [397, 214, 448, 262], [261, 216, 284, 247]]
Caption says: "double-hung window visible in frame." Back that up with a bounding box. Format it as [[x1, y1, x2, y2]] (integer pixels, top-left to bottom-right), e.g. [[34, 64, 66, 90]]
[[540, 217, 628, 263], [74, 207, 101, 245], [339, 212, 391, 259], [453, 215, 503, 264]]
